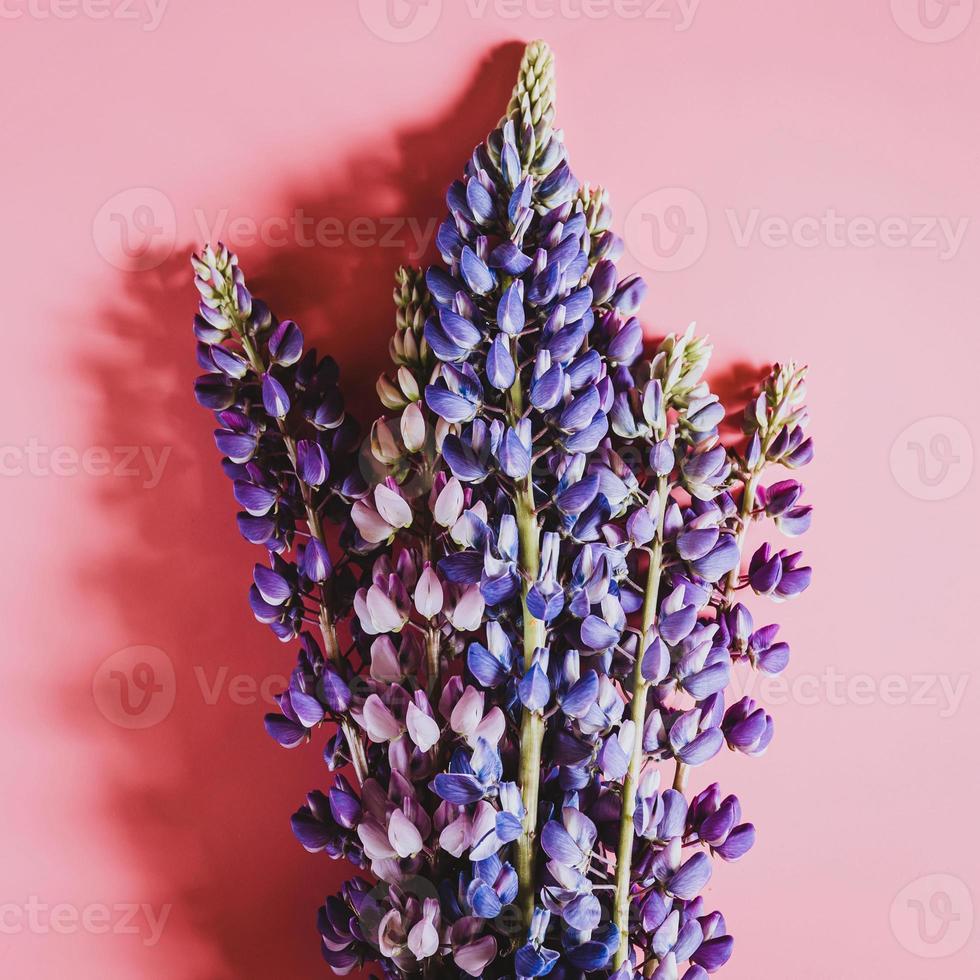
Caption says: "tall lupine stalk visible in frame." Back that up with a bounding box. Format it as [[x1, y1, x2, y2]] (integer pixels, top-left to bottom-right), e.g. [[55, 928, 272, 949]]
[[600, 340, 813, 976], [191, 244, 370, 783], [610, 329, 716, 958], [502, 42, 554, 925], [191, 40, 813, 980]]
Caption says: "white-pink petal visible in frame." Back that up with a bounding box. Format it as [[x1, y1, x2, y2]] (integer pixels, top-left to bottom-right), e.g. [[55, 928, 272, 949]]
[[366, 584, 407, 633], [407, 914, 439, 960], [388, 808, 424, 859], [407, 702, 440, 752], [473, 706, 506, 747], [438, 676, 464, 720], [374, 483, 413, 528], [433, 477, 464, 527], [358, 819, 397, 861], [455, 935, 497, 977], [450, 686, 484, 739], [351, 499, 394, 544], [449, 584, 484, 632], [377, 909, 404, 959], [362, 694, 403, 743], [407, 898, 440, 960], [401, 401, 426, 454], [353, 588, 378, 636], [439, 813, 473, 858], [413, 563, 444, 619], [369, 636, 403, 683]]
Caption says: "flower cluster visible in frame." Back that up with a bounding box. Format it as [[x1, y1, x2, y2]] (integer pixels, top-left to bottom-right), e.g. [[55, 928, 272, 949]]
[[192, 40, 813, 979]]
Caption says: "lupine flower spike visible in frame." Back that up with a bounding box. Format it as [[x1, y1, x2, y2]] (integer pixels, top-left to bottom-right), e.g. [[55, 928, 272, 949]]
[[192, 39, 812, 979]]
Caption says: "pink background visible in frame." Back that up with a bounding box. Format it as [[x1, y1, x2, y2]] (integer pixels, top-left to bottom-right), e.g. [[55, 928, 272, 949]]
[[2, 1, 978, 977]]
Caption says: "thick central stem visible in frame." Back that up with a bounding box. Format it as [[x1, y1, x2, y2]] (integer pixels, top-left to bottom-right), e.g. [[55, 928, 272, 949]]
[[515, 477, 545, 926], [424, 626, 441, 699], [612, 474, 669, 965], [507, 336, 546, 928]]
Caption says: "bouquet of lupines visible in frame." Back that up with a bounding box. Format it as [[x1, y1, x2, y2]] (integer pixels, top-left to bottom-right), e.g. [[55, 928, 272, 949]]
[[191, 40, 813, 980]]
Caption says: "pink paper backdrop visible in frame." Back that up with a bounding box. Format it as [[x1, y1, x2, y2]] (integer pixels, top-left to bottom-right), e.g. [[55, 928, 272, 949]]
[[2, 1, 978, 977]]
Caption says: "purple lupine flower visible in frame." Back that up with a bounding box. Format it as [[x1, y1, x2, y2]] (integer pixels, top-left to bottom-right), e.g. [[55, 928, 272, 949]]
[[191, 39, 814, 980]]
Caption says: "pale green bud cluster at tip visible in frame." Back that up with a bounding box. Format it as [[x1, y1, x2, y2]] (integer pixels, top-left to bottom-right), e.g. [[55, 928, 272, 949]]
[[392, 266, 430, 359], [370, 398, 448, 485], [489, 39, 563, 177], [505, 39, 555, 139], [377, 266, 434, 411], [651, 323, 714, 409], [191, 243, 242, 329], [372, 268, 446, 482], [610, 326, 720, 456], [578, 184, 619, 269], [578, 184, 613, 242], [743, 361, 810, 451]]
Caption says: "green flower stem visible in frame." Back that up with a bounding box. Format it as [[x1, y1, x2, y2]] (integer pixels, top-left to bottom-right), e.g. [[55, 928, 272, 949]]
[[418, 465, 442, 698], [671, 755, 690, 794], [425, 625, 442, 700], [612, 474, 669, 967], [508, 337, 547, 929]]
